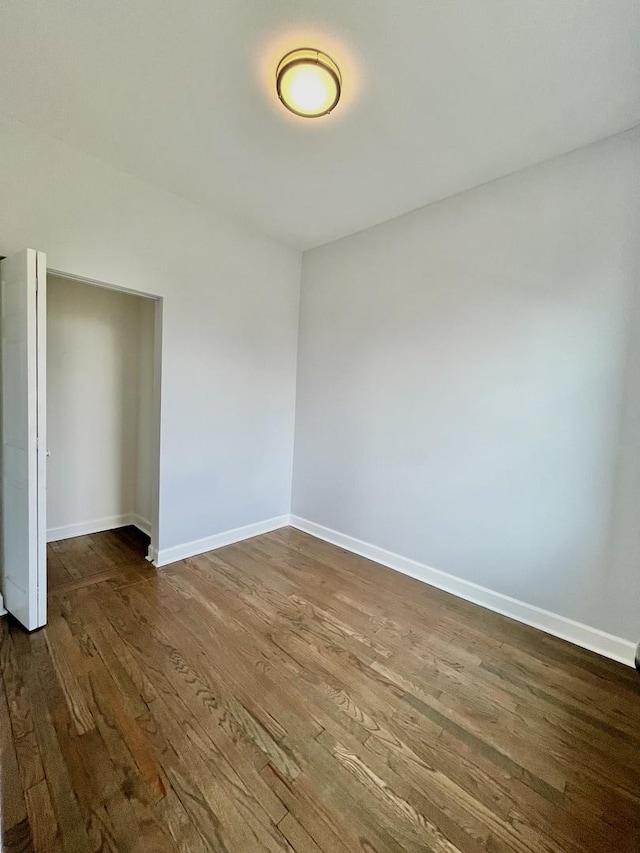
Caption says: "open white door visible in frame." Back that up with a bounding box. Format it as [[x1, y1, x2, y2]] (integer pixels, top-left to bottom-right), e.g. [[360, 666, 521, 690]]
[[1, 249, 47, 630]]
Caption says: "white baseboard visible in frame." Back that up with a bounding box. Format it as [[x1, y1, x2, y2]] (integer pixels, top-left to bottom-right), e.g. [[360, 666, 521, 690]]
[[47, 513, 151, 542], [0, 592, 6, 618], [289, 515, 637, 669], [129, 514, 152, 537], [154, 515, 290, 568]]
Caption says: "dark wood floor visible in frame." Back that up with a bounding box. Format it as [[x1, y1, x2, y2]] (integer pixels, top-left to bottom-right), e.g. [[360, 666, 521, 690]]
[[1, 526, 639, 852]]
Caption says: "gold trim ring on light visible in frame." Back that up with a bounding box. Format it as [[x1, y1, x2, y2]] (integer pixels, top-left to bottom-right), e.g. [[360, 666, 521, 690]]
[[276, 48, 342, 118]]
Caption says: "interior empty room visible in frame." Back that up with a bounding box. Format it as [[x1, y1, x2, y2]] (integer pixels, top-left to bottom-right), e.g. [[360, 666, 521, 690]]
[[0, 2, 639, 851]]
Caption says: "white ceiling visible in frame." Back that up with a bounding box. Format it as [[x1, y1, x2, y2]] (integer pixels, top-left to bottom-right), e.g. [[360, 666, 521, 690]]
[[2, 1, 639, 250]]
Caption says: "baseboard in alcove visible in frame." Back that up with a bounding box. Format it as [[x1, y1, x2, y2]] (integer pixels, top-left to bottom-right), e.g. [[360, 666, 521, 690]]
[[47, 513, 151, 543]]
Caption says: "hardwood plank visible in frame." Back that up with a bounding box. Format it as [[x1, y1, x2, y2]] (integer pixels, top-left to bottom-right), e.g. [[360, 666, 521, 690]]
[[48, 527, 150, 593], [83, 663, 168, 803], [43, 618, 95, 736], [24, 779, 63, 853], [18, 631, 94, 853], [0, 640, 31, 847], [47, 547, 74, 592], [151, 787, 212, 853], [141, 696, 292, 852], [49, 535, 111, 581], [260, 765, 352, 853], [48, 562, 156, 597], [0, 621, 45, 790], [276, 812, 324, 853]]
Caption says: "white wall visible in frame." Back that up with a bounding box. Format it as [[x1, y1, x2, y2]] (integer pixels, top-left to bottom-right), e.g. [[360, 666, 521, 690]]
[[0, 115, 300, 557], [293, 127, 640, 642], [46, 276, 154, 538]]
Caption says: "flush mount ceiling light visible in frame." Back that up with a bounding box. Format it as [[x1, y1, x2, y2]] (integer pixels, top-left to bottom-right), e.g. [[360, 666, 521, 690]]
[[276, 48, 341, 118]]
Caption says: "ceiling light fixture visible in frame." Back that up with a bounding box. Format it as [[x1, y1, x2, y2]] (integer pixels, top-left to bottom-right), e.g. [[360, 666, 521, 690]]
[[276, 48, 341, 118]]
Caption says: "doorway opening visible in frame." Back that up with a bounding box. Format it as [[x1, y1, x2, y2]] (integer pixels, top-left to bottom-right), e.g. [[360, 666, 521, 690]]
[[45, 270, 162, 594]]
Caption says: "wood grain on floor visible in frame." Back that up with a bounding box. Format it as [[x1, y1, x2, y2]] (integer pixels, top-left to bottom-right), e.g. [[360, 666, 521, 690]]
[[1, 525, 639, 852]]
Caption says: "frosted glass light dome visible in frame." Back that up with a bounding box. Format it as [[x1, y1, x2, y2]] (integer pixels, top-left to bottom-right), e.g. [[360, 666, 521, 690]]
[[276, 49, 341, 118]]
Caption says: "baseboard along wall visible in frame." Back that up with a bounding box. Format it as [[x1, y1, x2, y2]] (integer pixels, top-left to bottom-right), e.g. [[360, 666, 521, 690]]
[[153, 515, 291, 567], [47, 513, 151, 543]]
